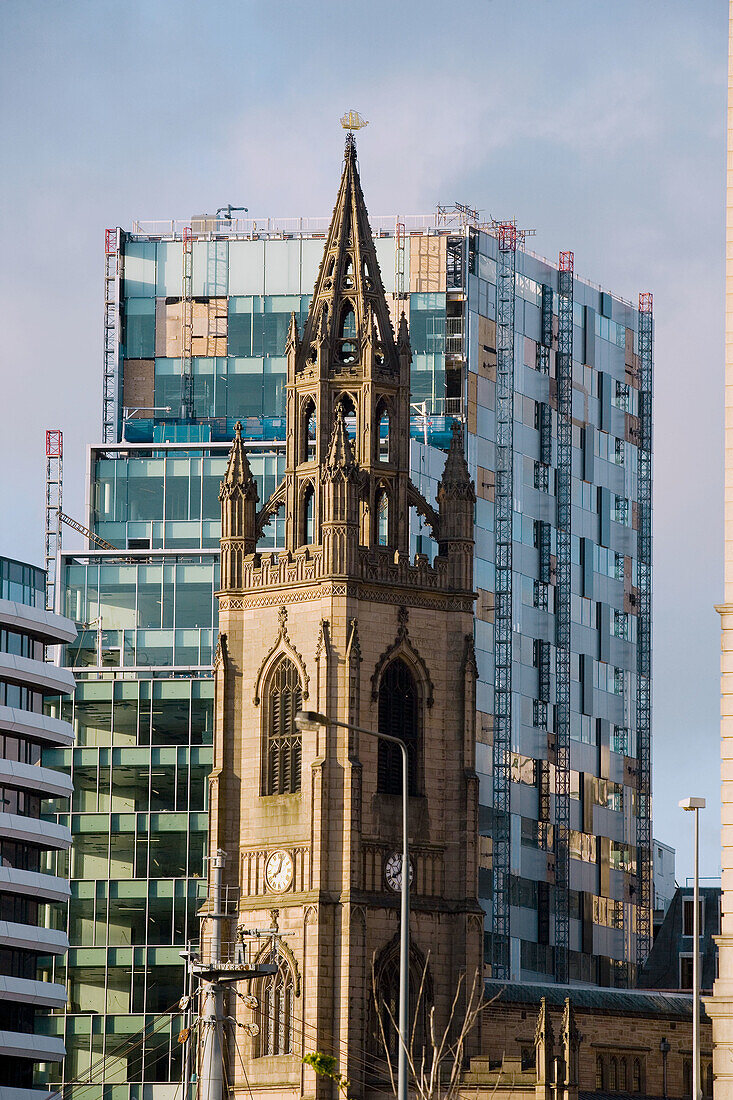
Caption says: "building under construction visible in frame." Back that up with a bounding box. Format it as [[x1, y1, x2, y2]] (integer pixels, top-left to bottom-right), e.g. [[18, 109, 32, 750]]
[[37, 146, 652, 1096]]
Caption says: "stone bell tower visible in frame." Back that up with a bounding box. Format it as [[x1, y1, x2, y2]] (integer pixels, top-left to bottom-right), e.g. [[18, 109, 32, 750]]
[[208, 134, 483, 1099]]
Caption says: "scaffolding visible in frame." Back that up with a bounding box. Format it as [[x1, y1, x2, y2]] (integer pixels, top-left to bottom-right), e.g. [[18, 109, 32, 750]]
[[492, 222, 517, 980], [44, 430, 63, 613], [180, 225, 194, 420], [102, 229, 121, 444], [395, 219, 406, 300], [636, 291, 654, 968], [554, 249, 574, 984]]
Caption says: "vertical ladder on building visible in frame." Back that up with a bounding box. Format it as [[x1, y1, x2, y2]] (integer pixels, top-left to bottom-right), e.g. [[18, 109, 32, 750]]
[[492, 222, 517, 980], [554, 249, 574, 984], [181, 226, 194, 420], [102, 229, 121, 445], [44, 430, 63, 613], [636, 291, 654, 970]]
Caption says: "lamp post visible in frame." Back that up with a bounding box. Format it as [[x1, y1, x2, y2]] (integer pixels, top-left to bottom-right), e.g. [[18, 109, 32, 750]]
[[295, 709, 409, 1100], [680, 796, 706, 1100]]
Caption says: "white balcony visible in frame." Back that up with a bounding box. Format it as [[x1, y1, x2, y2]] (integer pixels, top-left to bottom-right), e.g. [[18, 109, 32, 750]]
[[0, 706, 73, 747], [0, 598, 76, 645]]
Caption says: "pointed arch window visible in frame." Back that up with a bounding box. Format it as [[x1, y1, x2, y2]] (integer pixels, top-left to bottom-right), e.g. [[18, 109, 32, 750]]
[[257, 952, 295, 1056], [376, 489, 390, 546], [370, 943, 430, 1064], [595, 1056, 605, 1090], [337, 393, 357, 439], [377, 405, 391, 462], [343, 258, 354, 289], [340, 305, 357, 338], [378, 658, 419, 796], [301, 399, 316, 463], [619, 1057, 627, 1090], [339, 305, 358, 365], [632, 1057, 642, 1093], [609, 1057, 618, 1091], [265, 658, 302, 795], [301, 484, 315, 545]]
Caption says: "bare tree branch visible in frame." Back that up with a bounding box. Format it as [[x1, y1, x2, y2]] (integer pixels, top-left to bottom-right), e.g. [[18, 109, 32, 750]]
[[372, 956, 504, 1100]]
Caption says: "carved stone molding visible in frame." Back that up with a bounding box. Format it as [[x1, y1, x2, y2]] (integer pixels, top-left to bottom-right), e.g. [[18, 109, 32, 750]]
[[214, 632, 228, 671], [346, 618, 362, 665], [252, 605, 310, 705], [462, 634, 478, 681], [370, 605, 435, 707]]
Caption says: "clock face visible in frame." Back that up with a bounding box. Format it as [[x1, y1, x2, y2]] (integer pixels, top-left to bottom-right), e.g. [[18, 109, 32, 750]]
[[265, 850, 294, 893], [385, 852, 414, 893]]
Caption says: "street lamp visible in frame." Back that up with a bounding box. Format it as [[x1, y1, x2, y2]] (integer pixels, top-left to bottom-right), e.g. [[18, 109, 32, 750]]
[[295, 709, 410, 1100], [680, 796, 706, 1100]]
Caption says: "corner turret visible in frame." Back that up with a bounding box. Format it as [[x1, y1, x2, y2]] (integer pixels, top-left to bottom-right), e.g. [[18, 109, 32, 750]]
[[437, 421, 476, 590], [219, 421, 259, 589]]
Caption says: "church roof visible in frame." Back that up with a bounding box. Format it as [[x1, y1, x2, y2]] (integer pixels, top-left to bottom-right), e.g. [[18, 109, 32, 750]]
[[484, 979, 706, 1021]]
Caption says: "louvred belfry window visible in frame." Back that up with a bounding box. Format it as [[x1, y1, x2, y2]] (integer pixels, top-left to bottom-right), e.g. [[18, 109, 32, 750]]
[[377, 658, 419, 796], [266, 659, 302, 794]]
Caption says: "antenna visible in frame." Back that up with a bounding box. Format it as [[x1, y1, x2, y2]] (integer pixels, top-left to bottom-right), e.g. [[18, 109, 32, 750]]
[[340, 110, 369, 132]]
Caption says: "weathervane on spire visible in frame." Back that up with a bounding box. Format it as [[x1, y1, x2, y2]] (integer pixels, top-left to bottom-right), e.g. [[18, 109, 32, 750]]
[[340, 110, 368, 156], [340, 110, 368, 133]]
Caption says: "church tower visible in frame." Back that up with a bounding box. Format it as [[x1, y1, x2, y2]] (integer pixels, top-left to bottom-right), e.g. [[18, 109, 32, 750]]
[[209, 134, 482, 1098]]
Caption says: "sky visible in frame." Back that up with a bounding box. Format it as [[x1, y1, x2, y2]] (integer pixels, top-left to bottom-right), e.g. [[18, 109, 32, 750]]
[[0, 0, 727, 884]]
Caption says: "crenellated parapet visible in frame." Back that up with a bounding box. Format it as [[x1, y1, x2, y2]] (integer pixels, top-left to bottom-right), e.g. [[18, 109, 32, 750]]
[[216, 543, 462, 596]]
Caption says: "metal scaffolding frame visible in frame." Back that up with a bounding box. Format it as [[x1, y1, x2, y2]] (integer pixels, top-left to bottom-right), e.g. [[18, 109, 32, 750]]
[[537, 283, 553, 374], [44, 430, 63, 613], [395, 219, 407, 300], [492, 223, 517, 979], [102, 229, 121, 445], [636, 291, 654, 968], [180, 226, 194, 420], [554, 249, 574, 984]]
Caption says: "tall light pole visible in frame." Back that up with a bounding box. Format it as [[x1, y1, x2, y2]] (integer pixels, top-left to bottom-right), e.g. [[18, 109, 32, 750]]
[[295, 709, 410, 1100], [680, 796, 706, 1100]]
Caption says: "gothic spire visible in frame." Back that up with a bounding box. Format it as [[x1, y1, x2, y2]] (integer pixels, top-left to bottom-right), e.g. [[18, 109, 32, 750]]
[[286, 311, 299, 354], [220, 421, 259, 503], [324, 404, 356, 476], [295, 135, 398, 375], [438, 422, 476, 503]]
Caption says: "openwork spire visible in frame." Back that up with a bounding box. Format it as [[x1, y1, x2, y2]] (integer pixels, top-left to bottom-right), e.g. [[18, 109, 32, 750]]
[[438, 422, 475, 503], [295, 135, 399, 376], [220, 421, 259, 503]]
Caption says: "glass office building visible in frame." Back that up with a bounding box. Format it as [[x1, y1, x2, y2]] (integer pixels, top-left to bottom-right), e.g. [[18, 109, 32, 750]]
[[39, 208, 652, 1097]]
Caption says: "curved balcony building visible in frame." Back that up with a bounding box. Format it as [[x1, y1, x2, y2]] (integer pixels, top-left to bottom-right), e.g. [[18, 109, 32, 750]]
[[0, 557, 75, 1099]]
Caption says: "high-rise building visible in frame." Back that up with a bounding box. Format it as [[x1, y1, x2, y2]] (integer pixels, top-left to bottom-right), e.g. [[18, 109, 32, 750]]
[[0, 555, 75, 1097], [40, 135, 653, 1098]]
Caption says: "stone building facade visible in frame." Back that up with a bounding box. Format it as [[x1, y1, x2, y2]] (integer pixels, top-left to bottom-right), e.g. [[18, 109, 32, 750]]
[[461, 983, 713, 1099], [207, 134, 483, 1097]]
